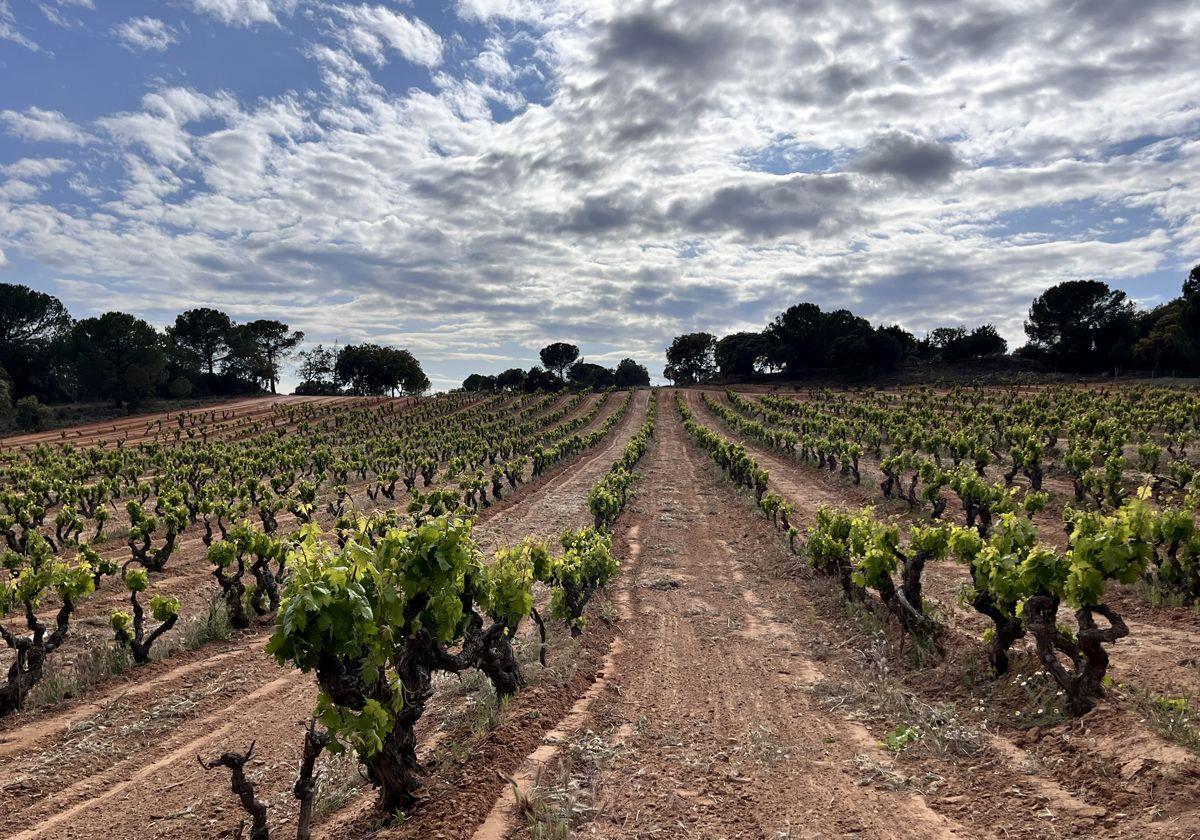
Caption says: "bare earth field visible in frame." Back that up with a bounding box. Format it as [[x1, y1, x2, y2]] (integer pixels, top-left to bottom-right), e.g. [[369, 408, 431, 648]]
[[1, 389, 1198, 839]]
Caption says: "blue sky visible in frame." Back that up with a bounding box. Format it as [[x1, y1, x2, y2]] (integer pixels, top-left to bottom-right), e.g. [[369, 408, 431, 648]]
[[2, 0, 1199, 390]]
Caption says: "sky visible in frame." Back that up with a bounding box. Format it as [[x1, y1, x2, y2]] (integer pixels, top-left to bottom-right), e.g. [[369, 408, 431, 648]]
[[1, 0, 1198, 392]]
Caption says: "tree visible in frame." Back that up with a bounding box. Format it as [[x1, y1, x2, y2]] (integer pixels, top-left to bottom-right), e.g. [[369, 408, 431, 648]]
[[496, 368, 526, 391], [334, 345, 383, 394], [335, 345, 428, 396], [923, 327, 967, 359], [925, 325, 1008, 362], [295, 344, 340, 395], [876, 324, 917, 359], [664, 333, 717, 385], [223, 327, 271, 391], [1024, 280, 1134, 372], [823, 309, 873, 343], [0, 373, 12, 429], [714, 332, 770, 379], [539, 343, 580, 383], [523, 366, 561, 392], [1186, 264, 1200, 300], [567, 362, 615, 390], [866, 327, 904, 373], [960, 325, 1008, 359], [613, 358, 650, 388], [0, 283, 73, 401], [70, 312, 167, 408], [1178, 264, 1200, 370], [763, 304, 878, 375], [462, 373, 497, 392], [170, 308, 232, 377], [1132, 303, 1195, 374], [227, 320, 304, 394], [765, 302, 824, 374], [828, 333, 872, 379], [405, 366, 430, 396]]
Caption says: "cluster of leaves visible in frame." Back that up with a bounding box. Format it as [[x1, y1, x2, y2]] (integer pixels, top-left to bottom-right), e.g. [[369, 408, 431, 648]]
[[806, 508, 948, 643], [109, 566, 180, 664], [268, 515, 621, 812], [802, 493, 1158, 714]]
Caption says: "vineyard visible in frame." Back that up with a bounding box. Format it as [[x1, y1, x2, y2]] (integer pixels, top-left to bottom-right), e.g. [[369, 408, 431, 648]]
[[1, 384, 1199, 838]]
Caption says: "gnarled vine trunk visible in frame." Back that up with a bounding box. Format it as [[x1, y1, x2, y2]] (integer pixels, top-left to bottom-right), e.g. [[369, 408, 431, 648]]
[[1024, 595, 1128, 715], [0, 599, 74, 716]]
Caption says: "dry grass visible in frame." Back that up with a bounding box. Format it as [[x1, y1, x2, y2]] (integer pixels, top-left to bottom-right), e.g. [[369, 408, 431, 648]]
[[312, 748, 365, 821], [517, 728, 620, 839], [852, 753, 946, 795], [24, 637, 133, 709]]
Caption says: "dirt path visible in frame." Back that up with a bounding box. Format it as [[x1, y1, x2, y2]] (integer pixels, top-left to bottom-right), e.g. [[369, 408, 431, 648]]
[[541, 392, 973, 838], [0, 630, 306, 839]]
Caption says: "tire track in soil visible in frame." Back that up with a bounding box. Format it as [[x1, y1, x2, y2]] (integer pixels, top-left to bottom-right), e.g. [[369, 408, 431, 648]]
[[0, 392, 650, 840], [557, 392, 967, 839], [0, 636, 305, 838], [6, 672, 305, 840], [0, 632, 268, 758]]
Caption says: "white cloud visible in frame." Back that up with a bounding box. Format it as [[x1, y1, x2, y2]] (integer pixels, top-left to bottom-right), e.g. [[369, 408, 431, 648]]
[[1, 107, 89, 143], [189, 0, 296, 27], [113, 16, 177, 52], [97, 88, 239, 164], [38, 0, 94, 28], [0, 0, 38, 50], [3, 158, 72, 179], [333, 4, 444, 68]]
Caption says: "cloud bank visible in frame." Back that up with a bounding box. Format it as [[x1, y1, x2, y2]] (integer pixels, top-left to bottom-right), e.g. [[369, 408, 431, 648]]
[[0, 0, 1198, 388]]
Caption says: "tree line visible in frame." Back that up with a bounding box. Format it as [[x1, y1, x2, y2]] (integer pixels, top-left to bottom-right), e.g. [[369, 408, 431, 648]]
[[0, 284, 429, 430], [293, 343, 429, 397], [663, 267, 1200, 384], [461, 342, 652, 392]]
